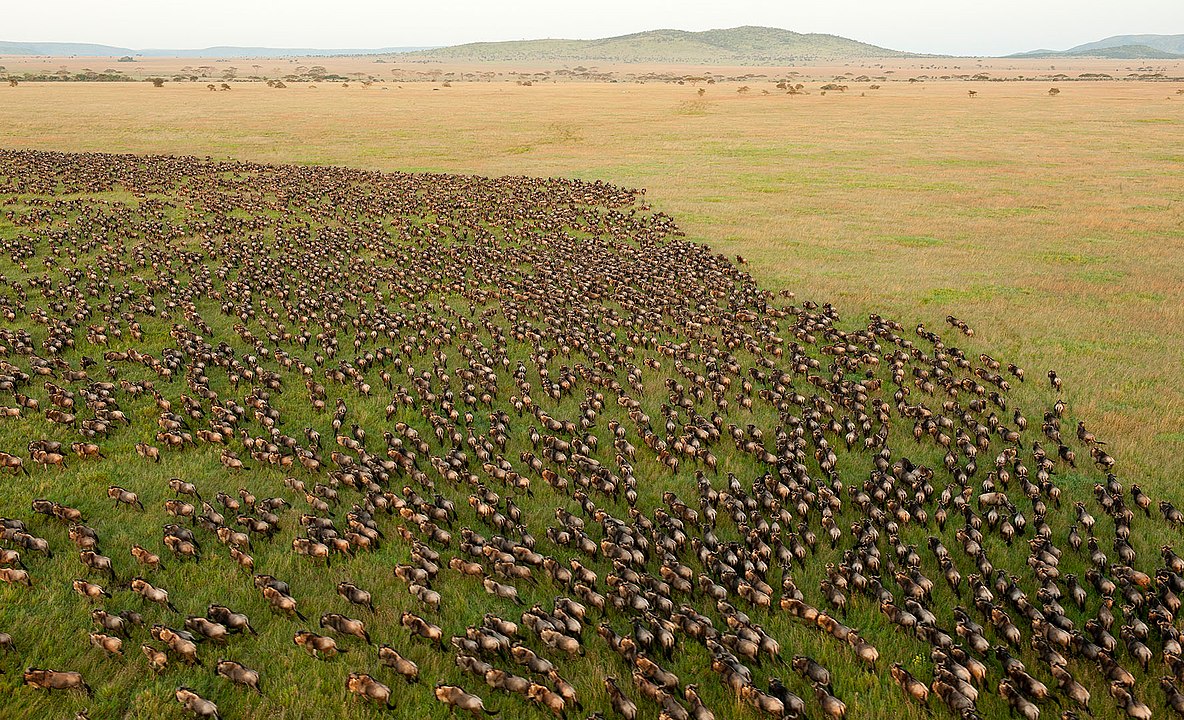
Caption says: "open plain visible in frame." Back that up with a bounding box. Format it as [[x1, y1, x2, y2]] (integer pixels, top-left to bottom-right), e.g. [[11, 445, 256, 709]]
[[0, 67, 1182, 720], [2, 74, 1180, 482]]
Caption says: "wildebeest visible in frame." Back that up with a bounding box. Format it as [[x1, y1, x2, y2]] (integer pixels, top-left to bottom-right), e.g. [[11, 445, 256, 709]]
[[207, 604, 257, 636], [23, 667, 92, 695], [131, 577, 177, 612], [151, 625, 200, 665], [142, 644, 169, 672], [348, 672, 396, 709], [294, 630, 344, 658], [320, 613, 370, 643], [89, 632, 123, 656], [216, 659, 262, 694], [337, 580, 375, 612], [0, 147, 1173, 720], [379, 644, 420, 683], [435, 683, 498, 717], [402, 611, 446, 648], [175, 686, 220, 719]]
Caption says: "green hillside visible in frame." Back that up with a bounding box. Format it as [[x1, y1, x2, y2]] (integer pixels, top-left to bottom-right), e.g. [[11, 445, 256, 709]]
[[402, 25, 912, 64], [1069, 33, 1184, 55], [1011, 43, 1183, 60]]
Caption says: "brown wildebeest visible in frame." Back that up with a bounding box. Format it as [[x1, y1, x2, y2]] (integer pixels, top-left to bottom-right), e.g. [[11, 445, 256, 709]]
[[163, 534, 200, 561], [0, 567, 32, 586], [151, 625, 200, 665], [791, 655, 831, 690], [483, 577, 523, 605], [23, 668, 92, 696], [410, 582, 442, 611], [229, 546, 254, 572], [402, 611, 446, 648], [142, 643, 168, 671], [0, 452, 29, 475], [216, 659, 262, 694], [605, 676, 638, 720], [485, 668, 531, 695], [293, 536, 331, 565], [526, 682, 568, 718], [107, 486, 144, 509], [185, 616, 229, 644], [434, 684, 498, 717], [739, 685, 785, 717], [135, 443, 161, 462], [91, 609, 129, 636], [814, 684, 848, 719], [207, 604, 258, 636], [347, 672, 396, 709], [71, 442, 104, 460], [261, 586, 306, 620], [337, 580, 375, 612], [320, 613, 370, 643], [131, 544, 164, 571], [175, 686, 220, 719], [31, 449, 68, 469], [890, 663, 929, 706], [294, 630, 344, 658], [72, 578, 109, 599], [131, 577, 177, 612], [0, 547, 24, 569], [89, 632, 123, 656], [379, 644, 420, 683], [79, 550, 116, 580], [168, 477, 201, 499]]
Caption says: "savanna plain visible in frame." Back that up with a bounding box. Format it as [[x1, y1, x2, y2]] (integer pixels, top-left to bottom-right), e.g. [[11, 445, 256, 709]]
[[0, 67, 1181, 720]]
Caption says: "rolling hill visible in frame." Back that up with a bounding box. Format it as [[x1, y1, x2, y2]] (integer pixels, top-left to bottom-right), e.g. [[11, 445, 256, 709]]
[[1069, 33, 1184, 55], [1012, 34, 1184, 59], [400, 26, 913, 64], [0, 41, 430, 57], [0, 41, 136, 56]]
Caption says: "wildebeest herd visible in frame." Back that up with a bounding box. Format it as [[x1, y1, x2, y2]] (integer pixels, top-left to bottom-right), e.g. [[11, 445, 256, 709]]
[[0, 148, 1179, 720]]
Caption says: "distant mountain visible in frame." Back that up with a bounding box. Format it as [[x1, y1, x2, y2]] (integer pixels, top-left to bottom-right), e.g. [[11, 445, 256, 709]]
[[0, 41, 432, 58], [136, 46, 433, 58], [1069, 34, 1184, 55], [402, 26, 913, 64], [1011, 34, 1184, 59], [0, 41, 135, 56]]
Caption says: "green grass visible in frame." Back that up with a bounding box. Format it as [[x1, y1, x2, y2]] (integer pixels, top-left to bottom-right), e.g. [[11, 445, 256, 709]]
[[0, 78, 1180, 719], [0, 147, 1177, 720]]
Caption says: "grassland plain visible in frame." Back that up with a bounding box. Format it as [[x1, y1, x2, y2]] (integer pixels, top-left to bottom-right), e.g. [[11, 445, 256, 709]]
[[0, 78, 1180, 491], [0, 78, 1180, 720], [0, 146, 1171, 720]]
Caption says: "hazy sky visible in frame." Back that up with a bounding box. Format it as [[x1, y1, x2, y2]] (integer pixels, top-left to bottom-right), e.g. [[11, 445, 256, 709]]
[[6, 0, 1182, 56]]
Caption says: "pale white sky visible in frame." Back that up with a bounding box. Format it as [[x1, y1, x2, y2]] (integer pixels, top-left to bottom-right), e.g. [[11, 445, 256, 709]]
[[5, 0, 1182, 56]]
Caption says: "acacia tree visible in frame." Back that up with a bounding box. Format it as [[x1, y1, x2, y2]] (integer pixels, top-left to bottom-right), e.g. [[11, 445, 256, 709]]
[[149, 77, 165, 88], [7, 78, 17, 88]]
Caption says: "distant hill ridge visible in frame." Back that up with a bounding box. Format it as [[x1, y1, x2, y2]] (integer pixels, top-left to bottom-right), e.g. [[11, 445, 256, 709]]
[[0, 41, 431, 58], [1011, 34, 1184, 59], [401, 26, 913, 63], [4, 28, 1183, 63], [0, 27, 911, 63]]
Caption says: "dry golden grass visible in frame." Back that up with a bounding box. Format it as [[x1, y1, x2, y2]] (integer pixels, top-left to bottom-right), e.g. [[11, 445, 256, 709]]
[[4, 53, 1184, 81], [0, 76, 1181, 489]]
